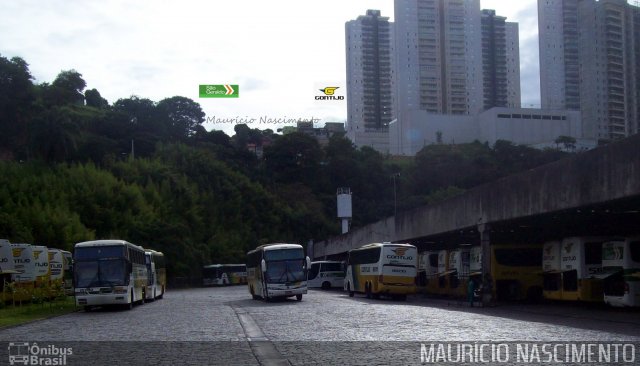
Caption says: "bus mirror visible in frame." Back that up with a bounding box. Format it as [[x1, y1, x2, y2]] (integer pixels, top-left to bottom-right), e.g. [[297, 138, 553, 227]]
[[306, 257, 311, 269], [261, 259, 266, 273]]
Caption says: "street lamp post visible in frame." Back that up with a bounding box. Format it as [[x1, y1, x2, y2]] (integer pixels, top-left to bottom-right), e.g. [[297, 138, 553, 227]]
[[391, 173, 400, 217]]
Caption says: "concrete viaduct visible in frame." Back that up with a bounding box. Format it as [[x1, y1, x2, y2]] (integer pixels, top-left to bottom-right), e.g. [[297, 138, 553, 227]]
[[314, 133, 640, 260]]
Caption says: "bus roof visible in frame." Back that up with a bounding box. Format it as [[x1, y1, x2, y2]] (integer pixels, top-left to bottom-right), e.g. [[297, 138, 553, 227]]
[[352, 242, 415, 251], [249, 243, 302, 253], [203, 263, 246, 268], [75, 240, 144, 251], [310, 260, 343, 264]]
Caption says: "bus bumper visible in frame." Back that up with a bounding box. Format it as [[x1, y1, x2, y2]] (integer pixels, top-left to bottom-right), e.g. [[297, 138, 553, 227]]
[[75, 289, 131, 306], [266, 284, 307, 298]]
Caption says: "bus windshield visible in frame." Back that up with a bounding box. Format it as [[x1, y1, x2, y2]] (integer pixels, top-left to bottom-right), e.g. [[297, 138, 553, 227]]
[[75, 259, 127, 287], [265, 259, 305, 283], [264, 248, 304, 261], [75, 246, 125, 260]]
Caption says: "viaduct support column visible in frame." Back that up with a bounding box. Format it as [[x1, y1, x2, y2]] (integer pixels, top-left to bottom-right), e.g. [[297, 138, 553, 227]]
[[478, 221, 492, 306]]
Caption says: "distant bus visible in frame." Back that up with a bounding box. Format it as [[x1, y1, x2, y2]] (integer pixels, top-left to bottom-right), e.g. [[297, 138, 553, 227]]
[[145, 250, 166, 300], [203, 264, 247, 286], [601, 237, 640, 307], [74, 240, 148, 311], [344, 242, 417, 300], [307, 261, 344, 289], [247, 243, 310, 301]]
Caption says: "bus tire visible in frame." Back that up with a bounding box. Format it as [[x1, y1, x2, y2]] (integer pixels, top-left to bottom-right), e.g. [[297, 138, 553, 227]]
[[296, 294, 302, 301], [84, 306, 92, 312], [321, 281, 331, 290], [365, 283, 372, 299], [347, 283, 354, 297], [158, 287, 164, 299], [140, 289, 145, 304], [126, 291, 134, 310]]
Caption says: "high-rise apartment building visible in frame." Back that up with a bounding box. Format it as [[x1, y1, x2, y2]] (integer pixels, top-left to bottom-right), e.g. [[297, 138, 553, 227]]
[[481, 9, 521, 110], [394, 0, 484, 116], [345, 10, 394, 152], [539, 0, 640, 140]]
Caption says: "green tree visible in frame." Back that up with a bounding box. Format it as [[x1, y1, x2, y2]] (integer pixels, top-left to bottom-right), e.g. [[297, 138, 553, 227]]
[[156, 96, 205, 140]]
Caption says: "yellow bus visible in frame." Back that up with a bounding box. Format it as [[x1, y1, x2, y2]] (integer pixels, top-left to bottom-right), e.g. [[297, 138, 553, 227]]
[[558, 237, 610, 302], [491, 243, 543, 301], [10, 243, 35, 302], [344, 242, 417, 300], [542, 241, 563, 301]]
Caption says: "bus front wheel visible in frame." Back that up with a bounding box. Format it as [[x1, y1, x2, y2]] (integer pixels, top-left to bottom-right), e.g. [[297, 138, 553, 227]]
[[296, 294, 302, 301], [321, 281, 331, 290]]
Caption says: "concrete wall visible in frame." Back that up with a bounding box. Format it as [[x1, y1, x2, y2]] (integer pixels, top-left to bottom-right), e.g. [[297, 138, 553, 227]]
[[315, 133, 640, 258]]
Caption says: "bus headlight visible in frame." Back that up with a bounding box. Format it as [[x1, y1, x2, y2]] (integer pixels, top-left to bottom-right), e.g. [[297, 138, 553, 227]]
[[113, 287, 128, 294]]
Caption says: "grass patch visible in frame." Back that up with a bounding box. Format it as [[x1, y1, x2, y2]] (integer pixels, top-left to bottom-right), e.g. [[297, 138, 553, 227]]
[[0, 297, 77, 328]]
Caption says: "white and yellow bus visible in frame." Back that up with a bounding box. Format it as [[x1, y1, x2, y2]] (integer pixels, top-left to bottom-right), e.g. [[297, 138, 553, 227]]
[[542, 241, 563, 301], [344, 242, 417, 300], [74, 240, 148, 311], [1, 239, 18, 302], [203, 264, 247, 286], [61, 250, 73, 295], [247, 243, 310, 301], [11, 243, 35, 302], [48, 248, 64, 292], [145, 250, 166, 300], [601, 237, 640, 307], [32, 245, 50, 292], [558, 236, 609, 302]]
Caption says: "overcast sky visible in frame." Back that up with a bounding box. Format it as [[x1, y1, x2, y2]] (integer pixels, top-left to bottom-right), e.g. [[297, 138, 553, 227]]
[[0, 0, 539, 136]]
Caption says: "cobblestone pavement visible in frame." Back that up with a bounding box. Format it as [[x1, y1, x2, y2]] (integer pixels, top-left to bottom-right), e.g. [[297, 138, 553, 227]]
[[1, 286, 639, 365]]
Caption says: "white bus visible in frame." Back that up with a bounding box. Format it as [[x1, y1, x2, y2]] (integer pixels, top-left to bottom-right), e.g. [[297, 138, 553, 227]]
[[601, 237, 640, 307], [145, 250, 167, 300], [203, 264, 247, 286], [247, 243, 310, 301], [307, 261, 344, 289], [11, 243, 35, 302], [344, 242, 418, 300], [74, 240, 148, 311]]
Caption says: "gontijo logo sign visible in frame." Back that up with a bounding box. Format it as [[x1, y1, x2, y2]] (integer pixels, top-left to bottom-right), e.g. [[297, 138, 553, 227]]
[[387, 247, 413, 261], [199, 84, 239, 98], [316, 86, 344, 100]]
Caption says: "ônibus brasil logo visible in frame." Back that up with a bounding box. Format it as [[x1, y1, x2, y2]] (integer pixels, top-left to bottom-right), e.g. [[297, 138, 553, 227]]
[[316, 86, 344, 101], [199, 84, 239, 98]]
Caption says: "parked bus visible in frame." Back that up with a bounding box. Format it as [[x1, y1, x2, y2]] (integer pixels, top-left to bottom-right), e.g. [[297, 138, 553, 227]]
[[422, 250, 440, 295], [491, 243, 543, 301], [74, 240, 148, 311], [0, 239, 18, 302], [557, 237, 611, 302], [601, 237, 640, 307], [344, 242, 417, 300], [247, 243, 310, 301], [203, 264, 247, 286], [145, 250, 166, 300], [11, 243, 35, 302], [32, 245, 50, 292], [307, 261, 344, 289], [48, 248, 64, 291], [61, 250, 73, 295], [444, 248, 470, 298], [542, 241, 563, 301]]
